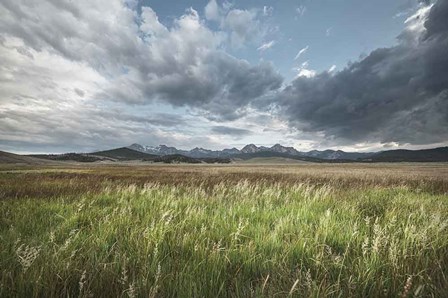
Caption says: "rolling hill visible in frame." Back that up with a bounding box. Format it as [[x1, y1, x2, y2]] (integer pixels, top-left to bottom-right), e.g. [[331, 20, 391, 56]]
[[154, 154, 231, 164], [363, 147, 448, 162], [91, 147, 158, 161], [0, 151, 58, 165], [233, 151, 328, 163], [236, 157, 309, 164], [28, 153, 105, 162], [2, 145, 447, 165]]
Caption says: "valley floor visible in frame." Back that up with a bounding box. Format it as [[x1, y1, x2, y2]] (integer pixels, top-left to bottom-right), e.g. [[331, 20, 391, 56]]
[[0, 163, 447, 297]]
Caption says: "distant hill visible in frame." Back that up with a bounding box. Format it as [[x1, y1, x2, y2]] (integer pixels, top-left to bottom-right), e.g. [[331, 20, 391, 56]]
[[201, 158, 232, 164], [363, 147, 448, 162], [236, 157, 309, 164], [0, 151, 58, 165], [91, 147, 158, 161], [233, 151, 326, 163], [28, 153, 105, 162], [3, 145, 446, 165], [154, 154, 231, 164], [153, 154, 201, 164]]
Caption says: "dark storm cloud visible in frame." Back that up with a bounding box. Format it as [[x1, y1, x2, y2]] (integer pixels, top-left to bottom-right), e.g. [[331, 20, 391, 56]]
[[272, 0, 448, 145], [211, 126, 253, 136], [142, 53, 282, 121], [108, 112, 188, 128], [425, 0, 448, 37]]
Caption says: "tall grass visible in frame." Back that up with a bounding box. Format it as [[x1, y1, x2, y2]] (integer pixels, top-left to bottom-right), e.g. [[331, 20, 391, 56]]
[[1, 176, 447, 297]]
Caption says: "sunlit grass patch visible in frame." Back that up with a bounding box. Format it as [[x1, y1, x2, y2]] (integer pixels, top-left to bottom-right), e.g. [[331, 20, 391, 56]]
[[1, 175, 447, 297]]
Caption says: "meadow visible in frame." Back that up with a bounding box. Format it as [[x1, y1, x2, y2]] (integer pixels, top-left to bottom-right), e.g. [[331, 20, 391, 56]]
[[0, 163, 447, 297]]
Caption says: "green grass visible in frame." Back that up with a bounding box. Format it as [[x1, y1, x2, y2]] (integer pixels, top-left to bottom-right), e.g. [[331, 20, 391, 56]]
[[1, 174, 447, 297]]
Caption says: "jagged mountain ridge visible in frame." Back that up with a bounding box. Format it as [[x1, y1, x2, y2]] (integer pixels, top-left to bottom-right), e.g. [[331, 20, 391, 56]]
[[128, 143, 374, 160]]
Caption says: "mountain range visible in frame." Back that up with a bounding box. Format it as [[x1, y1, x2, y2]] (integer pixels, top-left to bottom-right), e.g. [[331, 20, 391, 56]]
[[128, 143, 374, 160], [1, 144, 447, 165]]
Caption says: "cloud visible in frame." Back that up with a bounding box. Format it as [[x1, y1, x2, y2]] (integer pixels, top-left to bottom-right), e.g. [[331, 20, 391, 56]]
[[293, 61, 316, 78], [140, 6, 169, 36], [263, 6, 274, 17], [294, 45, 309, 60], [1, 0, 446, 152], [296, 5, 307, 17], [326, 27, 332, 37], [328, 65, 337, 72], [0, 36, 193, 153], [222, 9, 261, 48], [257, 40, 275, 52], [74, 88, 85, 97], [272, 1, 448, 146], [203, 0, 268, 48], [419, 0, 432, 5], [0, 0, 282, 122], [0, 0, 282, 152], [204, 0, 220, 21], [295, 68, 316, 78], [211, 126, 253, 136]]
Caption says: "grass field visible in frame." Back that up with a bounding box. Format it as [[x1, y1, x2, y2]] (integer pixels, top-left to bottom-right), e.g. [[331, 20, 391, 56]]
[[0, 163, 447, 297]]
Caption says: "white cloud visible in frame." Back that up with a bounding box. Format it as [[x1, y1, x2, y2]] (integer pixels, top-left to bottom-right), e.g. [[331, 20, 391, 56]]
[[0, 34, 212, 152], [294, 45, 309, 60], [140, 7, 169, 37], [203, 1, 268, 48], [293, 61, 316, 78], [296, 68, 316, 78], [204, 0, 220, 21], [400, 4, 433, 45], [328, 65, 337, 72], [257, 40, 275, 52], [223, 9, 261, 48]]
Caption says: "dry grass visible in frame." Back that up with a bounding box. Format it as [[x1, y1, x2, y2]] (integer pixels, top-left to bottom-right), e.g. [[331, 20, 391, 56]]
[[1, 163, 447, 200]]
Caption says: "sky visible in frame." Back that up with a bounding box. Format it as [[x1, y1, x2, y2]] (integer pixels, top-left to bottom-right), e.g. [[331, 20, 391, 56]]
[[1, 0, 447, 153]]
